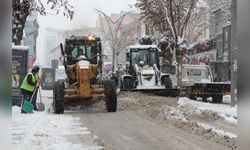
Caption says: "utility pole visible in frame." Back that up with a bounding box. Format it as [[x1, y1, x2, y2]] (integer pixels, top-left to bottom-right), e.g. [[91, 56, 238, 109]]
[[95, 9, 132, 72], [230, 0, 237, 106]]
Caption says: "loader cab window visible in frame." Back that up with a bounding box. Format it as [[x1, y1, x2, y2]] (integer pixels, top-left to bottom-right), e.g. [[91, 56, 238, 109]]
[[149, 51, 157, 66], [131, 48, 158, 66], [137, 50, 149, 65]]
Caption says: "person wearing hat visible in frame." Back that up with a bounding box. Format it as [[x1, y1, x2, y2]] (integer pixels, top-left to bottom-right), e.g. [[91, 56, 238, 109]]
[[20, 65, 40, 112], [110, 72, 119, 88]]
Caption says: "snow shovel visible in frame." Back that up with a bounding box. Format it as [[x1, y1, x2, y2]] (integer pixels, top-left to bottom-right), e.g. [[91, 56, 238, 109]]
[[21, 87, 38, 113], [37, 87, 45, 111]]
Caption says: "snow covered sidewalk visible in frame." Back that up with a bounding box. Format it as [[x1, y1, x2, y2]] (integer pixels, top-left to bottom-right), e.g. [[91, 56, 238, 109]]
[[12, 90, 104, 150]]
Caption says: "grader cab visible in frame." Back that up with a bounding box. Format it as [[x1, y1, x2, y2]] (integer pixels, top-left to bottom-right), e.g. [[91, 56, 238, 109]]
[[53, 35, 117, 114]]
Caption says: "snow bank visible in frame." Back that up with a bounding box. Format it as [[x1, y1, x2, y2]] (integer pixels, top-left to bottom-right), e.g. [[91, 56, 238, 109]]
[[178, 97, 237, 125], [220, 114, 237, 125], [178, 97, 237, 117], [162, 106, 187, 121], [198, 123, 237, 138]]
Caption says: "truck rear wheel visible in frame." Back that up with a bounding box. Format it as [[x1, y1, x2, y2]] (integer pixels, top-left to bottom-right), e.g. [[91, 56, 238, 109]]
[[202, 95, 208, 102], [53, 81, 65, 114], [103, 80, 117, 112], [187, 89, 196, 100], [212, 94, 223, 103], [123, 78, 133, 90]]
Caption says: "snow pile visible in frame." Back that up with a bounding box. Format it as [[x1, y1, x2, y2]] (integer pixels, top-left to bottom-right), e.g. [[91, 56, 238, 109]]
[[12, 106, 104, 150], [198, 123, 237, 138], [161, 106, 187, 121], [178, 97, 237, 119], [220, 113, 237, 125], [178, 97, 237, 133]]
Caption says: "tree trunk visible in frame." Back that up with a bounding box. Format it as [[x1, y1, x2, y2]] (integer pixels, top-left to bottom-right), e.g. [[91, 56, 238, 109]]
[[161, 48, 172, 73], [12, 0, 30, 45]]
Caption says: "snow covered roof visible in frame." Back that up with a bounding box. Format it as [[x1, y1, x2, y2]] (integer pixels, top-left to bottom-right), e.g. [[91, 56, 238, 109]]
[[127, 45, 158, 49], [126, 45, 160, 53]]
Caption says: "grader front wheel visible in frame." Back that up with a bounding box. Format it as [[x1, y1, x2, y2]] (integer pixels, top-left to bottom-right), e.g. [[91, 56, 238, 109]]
[[103, 80, 117, 112], [53, 81, 65, 114]]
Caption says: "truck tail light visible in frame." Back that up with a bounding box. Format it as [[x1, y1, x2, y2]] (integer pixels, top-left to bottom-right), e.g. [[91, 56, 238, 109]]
[[193, 87, 204, 93], [223, 88, 230, 94]]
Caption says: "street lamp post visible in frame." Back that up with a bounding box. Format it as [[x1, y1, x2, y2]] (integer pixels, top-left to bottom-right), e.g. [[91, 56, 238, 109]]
[[95, 9, 133, 72]]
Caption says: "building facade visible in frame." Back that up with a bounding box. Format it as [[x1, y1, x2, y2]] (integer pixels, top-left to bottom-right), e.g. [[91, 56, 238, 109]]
[[44, 28, 66, 67], [24, 10, 39, 69]]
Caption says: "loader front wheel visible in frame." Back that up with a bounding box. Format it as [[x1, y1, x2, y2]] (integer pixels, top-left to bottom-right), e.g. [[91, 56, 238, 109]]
[[103, 80, 117, 112], [53, 81, 65, 114]]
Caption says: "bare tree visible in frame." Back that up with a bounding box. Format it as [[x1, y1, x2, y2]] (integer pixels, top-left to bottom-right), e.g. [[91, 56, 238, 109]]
[[185, 2, 208, 46], [12, 0, 74, 45], [115, 24, 138, 64], [99, 19, 136, 64], [136, 0, 197, 73], [97, 11, 136, 70]]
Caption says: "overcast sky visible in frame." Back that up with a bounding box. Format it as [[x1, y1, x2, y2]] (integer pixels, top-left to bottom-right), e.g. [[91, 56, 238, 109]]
[[36, 0, 137, 65], [38, 0, 137, 29]]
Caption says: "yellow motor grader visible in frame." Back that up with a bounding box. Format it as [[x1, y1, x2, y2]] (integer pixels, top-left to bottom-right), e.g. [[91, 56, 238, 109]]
[[53, 35, 117, 114]]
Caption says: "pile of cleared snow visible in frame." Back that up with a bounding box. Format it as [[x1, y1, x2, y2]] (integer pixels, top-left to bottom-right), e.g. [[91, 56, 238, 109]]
[[198, 123, 237, 138], [178, 97, 237, 125], [179, 97, 237, 117], [162, 106, 187, 121]]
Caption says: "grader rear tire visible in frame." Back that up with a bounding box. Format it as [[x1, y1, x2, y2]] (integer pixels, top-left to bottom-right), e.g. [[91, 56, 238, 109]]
[[103, 80, 117, 112], [53, 81, 65, 114]]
